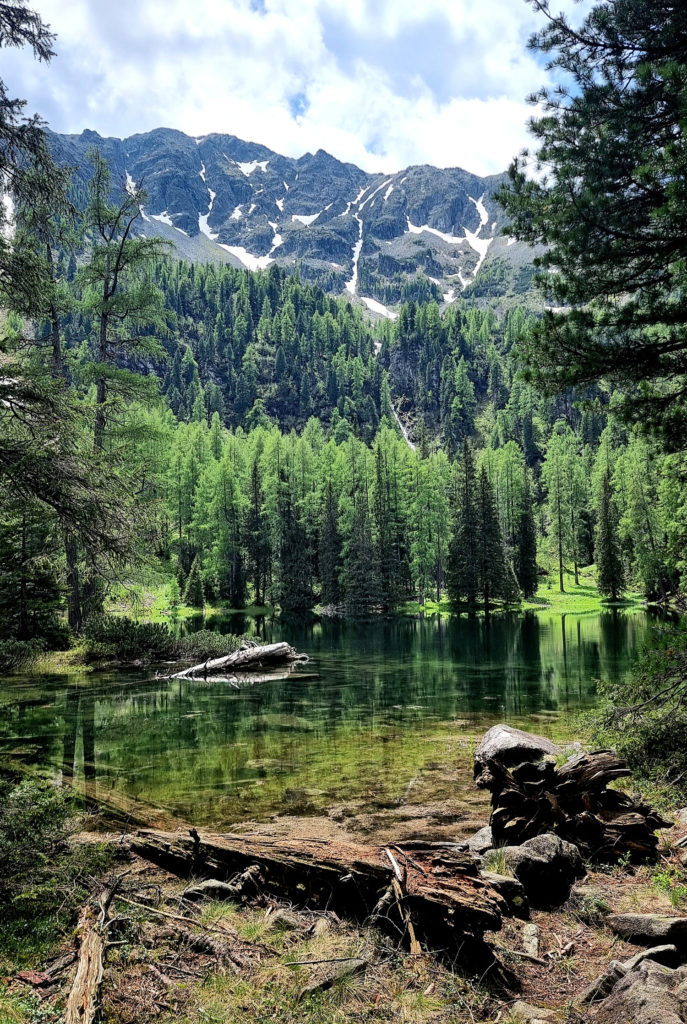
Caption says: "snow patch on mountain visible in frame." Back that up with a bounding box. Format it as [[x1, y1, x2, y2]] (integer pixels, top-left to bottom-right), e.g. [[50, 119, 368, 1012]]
[[345, 214, 363, 295], [217, 244, 274, 271], [383, 183, 394, 201], [468, 193, 489, 229], [276, 197, 285, 212], [151, 211, 188, 235], [360, 295, 398, 320], [199, 162, 206, 182], [267, 221, 283, 253], [360, 179, 393, 211], [198, 188, 218, 240], [406, 218, 466, 246], [237, 159, 269, 176], [292, 212, 320, 226], [230, 205, 243, 220]]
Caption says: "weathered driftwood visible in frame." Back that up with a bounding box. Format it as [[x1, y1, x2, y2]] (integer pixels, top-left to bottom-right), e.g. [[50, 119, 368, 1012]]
[[479, 749, 671, 862], [64, 881, 121, 1024], [132, 828, 504, 949], [173, 641, 308, 679]]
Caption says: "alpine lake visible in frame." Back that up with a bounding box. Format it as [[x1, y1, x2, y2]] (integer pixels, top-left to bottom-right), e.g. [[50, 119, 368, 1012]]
[[0, 609, 657, 832]]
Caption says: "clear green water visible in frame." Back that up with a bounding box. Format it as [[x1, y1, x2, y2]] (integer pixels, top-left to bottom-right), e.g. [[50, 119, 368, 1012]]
[[0, 610, 652, 829]]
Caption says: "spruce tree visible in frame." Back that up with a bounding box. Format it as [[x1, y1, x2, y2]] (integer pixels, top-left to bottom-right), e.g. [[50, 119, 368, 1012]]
[[278, 478, 314, 611], [344, 484, 380, 615], [516, 476, 538, 598], [476, 465, 510, 615], [183, 555, 205, 608], [595, 471, 625, 601], [446, 440, 479, 613]]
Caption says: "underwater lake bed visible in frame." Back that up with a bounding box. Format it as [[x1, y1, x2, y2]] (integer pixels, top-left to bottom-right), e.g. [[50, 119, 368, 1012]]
[[0, 610, 651, 830]]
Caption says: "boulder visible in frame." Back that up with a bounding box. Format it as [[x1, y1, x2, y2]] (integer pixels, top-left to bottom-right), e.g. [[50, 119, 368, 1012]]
[[594, 959, 687, 1024], [473, 724, 559, 785], [502, 833, 585, 909], [675, 808, 687, 826], [577, 946, 679, 1005], [509, 1000, 555, 1022], [466, 825, 493, 855], [480, 871, 529, 919], [607, 914, 687, 948]]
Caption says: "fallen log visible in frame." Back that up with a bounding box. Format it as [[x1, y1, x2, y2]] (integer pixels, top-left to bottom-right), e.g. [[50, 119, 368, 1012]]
[[480, 749, 671, 862], [172, 641, 308, 679], [132, 827, 504, 950], [65, 879, 121, 1024]]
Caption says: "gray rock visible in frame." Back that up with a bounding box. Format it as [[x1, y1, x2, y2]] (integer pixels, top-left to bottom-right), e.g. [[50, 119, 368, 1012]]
[[298, 957, 367, 998], [522, 922, 540, 957], [577, 948, 679, 1006], [473, 724, 560, 782], [480, 870, 529, 919], [675, 808, 687, 826], [267, 908, 302, 931], [508, 1000, 555, 1022], [624, 944, 680, 970], [466, 825, 493, 854], [594, 959, 687, 1024], [502, 833, 585, 909], [608, 913, 687, 948]]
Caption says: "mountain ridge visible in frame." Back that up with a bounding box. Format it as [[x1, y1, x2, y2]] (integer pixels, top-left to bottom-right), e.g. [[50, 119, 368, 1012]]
[[50, 127, 536, 314]]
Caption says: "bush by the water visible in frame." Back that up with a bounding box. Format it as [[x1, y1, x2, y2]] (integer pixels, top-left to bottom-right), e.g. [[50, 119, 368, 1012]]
[[176, 629, 243, 659], [82, 615, 177, 661], [593, 623, 687, 803], [81, 615, 248, 663], [0, 638, 46, 672]]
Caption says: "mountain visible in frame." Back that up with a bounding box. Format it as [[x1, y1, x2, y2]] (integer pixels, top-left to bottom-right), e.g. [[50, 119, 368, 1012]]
[[50, 127, 537, 316]]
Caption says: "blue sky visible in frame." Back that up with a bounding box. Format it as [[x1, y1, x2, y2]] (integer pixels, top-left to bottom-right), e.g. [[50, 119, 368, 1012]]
[[3, 0, 589, 176]]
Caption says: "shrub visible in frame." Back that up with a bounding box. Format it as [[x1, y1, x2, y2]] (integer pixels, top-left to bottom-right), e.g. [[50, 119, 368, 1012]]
[[0, 638, 46, 672], [0, 778, 112, 924], [176, 629, 243, 660], [81, 615, 176, 661]]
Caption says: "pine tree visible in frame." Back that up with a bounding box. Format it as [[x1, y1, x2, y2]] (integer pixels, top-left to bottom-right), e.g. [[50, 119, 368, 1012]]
[[446, 440, 479, 613], [183, 555, 205, 608], [499, 0, 687, 444], [516, 476, 538, 598], [595, 471, 625, 601], [319, 480, 342, 606]]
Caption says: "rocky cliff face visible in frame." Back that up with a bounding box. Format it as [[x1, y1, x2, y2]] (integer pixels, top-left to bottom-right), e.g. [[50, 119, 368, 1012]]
[[51, 127, 535, 314]]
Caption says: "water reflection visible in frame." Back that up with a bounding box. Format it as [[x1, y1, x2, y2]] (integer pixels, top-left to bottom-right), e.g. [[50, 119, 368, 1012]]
[[0, 610, 652, 827]]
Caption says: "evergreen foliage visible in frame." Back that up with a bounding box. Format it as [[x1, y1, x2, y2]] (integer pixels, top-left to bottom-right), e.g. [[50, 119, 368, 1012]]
[[499, 0, 687, 446], [595, 471, 624, 601]]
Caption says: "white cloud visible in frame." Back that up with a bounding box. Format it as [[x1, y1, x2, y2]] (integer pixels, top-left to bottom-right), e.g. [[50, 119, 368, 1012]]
[[0, 0, 593, 175]]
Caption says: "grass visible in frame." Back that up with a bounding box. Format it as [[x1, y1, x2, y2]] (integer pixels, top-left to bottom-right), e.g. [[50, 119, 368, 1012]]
[[523, 563, 643, 615]]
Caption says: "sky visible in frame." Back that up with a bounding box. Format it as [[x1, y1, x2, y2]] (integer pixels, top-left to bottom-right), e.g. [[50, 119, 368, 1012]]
[[3, 0, 589, 177]]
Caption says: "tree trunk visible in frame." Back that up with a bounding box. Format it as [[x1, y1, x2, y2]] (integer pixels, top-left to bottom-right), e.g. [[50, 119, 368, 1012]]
[[173, 641, 308, 679], [65, 533, 82, 633], [132, 827, 504, 950]]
